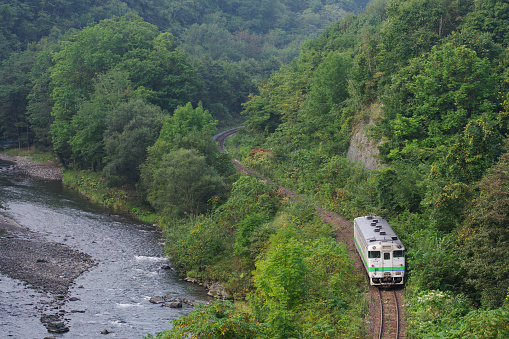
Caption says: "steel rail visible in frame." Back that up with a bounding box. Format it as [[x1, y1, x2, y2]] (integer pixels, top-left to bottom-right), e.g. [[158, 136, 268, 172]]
[[394, 289, 400, 339], [379, 288, 384, 339]]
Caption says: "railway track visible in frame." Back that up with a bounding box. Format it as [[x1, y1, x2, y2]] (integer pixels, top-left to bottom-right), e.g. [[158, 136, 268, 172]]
[[213, 126, 244, 151], [378, 288, 402, 339]]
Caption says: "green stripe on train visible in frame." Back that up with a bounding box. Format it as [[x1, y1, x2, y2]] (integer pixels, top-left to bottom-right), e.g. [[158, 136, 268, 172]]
[[367, 267, 405, 272]]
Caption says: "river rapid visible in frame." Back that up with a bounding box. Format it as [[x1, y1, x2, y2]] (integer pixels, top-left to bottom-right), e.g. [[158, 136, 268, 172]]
[[0, 159, 210, 338]]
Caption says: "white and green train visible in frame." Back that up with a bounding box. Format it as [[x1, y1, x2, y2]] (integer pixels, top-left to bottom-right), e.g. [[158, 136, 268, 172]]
[[354, 215, 405, 286]]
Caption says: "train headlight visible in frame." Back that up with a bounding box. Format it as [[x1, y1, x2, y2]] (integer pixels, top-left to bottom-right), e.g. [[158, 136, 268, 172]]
[[397, 245, 402, 248], [372, 246, 376, 250]]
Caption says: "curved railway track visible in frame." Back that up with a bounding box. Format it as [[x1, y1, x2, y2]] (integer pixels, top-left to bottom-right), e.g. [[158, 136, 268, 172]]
[[214, 127, 406, 338], [213, 126, 244, 151]]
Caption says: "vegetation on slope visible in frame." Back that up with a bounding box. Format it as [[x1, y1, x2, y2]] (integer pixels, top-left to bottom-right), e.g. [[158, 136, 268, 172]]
[[224, 0, 509, 337]]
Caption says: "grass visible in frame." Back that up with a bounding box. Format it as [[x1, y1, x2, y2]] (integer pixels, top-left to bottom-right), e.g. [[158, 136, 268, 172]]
[[2, 146, 60, 164]]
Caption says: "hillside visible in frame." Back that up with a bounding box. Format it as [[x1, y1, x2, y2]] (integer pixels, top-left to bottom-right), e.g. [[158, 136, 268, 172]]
[[0, 0, 368, 144], [227, 0, 509, 337]]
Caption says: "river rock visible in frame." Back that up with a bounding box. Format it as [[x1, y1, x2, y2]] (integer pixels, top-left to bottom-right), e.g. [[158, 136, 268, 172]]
[[149, 296, 166, 304], [47, 321, 69, 333], [163, 301, 182, 308]]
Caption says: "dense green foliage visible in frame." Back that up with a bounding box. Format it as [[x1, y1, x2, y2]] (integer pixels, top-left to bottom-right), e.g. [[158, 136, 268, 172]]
[[0, 0, 368, 148], [154, 186, 365, 338], [0, 2, 371, 336]]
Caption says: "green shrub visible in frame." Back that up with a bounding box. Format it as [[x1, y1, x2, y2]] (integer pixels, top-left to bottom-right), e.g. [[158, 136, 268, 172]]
[[147, 148, 225, 217], [146, 300, 263, 339], [405, 288, 472, 338], [444, 308, 509, 339], [164, 215, 228, 275]]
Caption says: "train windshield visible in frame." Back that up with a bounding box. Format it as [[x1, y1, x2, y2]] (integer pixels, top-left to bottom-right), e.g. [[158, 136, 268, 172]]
[[393, 250, 405, 257], [368, 251, 380, 258]]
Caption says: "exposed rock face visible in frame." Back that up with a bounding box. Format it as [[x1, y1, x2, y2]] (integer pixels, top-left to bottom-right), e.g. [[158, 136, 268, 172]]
[[205, 282, 231, 300], [346, 119, 382, 171]]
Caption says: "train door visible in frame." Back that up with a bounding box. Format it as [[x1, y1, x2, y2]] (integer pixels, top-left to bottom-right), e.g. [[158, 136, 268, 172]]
[[382, 245, 392, 281]]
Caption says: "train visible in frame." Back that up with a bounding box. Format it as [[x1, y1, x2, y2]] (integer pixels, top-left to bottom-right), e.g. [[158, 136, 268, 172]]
[[354, 215, 405, 286]]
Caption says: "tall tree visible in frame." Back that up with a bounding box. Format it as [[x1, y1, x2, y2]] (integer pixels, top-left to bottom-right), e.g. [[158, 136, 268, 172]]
[[102, 99, 163, 187], [380, 43, 497, 164], [147, 148, 225, 217], [457, 144, 509, 308], [0, 50, 36, 145]]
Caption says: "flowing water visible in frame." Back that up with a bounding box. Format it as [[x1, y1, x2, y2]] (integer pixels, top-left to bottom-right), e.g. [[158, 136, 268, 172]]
[[0, 159, 210, 338]]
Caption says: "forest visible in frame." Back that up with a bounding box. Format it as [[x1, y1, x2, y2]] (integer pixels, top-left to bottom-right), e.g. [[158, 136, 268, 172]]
[[2, 0, 509, 338]]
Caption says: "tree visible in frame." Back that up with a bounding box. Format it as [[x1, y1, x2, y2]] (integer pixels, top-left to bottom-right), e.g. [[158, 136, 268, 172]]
[[49, 14, 159, 162], [457, 144, 509, 308], [49, 14, 196, 164], [116, 32, 198, 111], [379, 0, 472, 74], [68, 70, 150, 170], [252, 232, 308, 338], [380, 43, 498, 164], [102, 99, 163, 187], [302, 51, 353, 154], [147, 148, 225, 217], [26, 42, 57, 147], [141, 102, 227, 197], [444, 116, 503, 183], [461, 0, 509, 46], [0, 50, 37, 146], [157, 102, 216, 146]]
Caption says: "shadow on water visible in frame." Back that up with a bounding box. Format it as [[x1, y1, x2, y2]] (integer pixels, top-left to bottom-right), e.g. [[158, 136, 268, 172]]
[[0, 159, 212, 338]]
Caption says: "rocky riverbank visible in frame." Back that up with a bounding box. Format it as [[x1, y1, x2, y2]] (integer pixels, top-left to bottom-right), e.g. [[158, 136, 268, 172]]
[[0, 153, 63, 181], [0, 213, 96, 334], [0, 154, 95, 334]]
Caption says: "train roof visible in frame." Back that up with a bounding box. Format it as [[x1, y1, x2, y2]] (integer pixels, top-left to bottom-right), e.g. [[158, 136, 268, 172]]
[[354, 215, 404, 247]]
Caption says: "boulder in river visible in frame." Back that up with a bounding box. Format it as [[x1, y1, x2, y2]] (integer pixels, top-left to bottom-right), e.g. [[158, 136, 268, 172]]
[[149, 296, 166, 304], [46, 321, 69, 333], [163, 301, 182, 308]]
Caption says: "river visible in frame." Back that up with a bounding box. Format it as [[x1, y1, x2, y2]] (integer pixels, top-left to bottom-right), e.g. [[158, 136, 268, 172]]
[[0, 159, 211, 338]]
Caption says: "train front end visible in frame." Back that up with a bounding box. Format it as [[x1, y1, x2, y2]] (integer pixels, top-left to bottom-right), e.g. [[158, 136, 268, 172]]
[[366, 242, 405, 285]]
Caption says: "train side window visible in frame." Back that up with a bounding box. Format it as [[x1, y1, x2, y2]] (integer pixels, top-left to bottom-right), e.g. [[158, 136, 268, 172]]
[[368, 251, 380, 258], [384, 252, 390, 260], [393, 250, 405, 258]]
